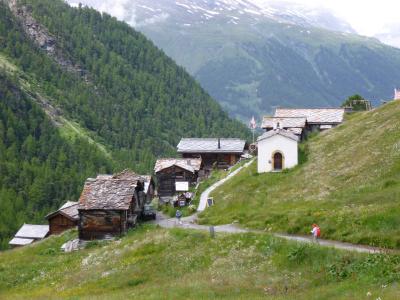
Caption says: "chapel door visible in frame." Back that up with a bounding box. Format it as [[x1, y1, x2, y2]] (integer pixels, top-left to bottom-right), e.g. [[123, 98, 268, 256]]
[[273, 152, 283, 170]]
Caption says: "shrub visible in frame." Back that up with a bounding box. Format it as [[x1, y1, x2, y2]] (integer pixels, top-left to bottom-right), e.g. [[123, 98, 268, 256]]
[[287, 244, 309, 264], [127, 278, 146, 287]]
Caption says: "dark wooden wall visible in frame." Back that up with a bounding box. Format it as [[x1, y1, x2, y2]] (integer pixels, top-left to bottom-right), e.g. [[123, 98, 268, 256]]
[[79, 210, 127, 240], [48, 214, 77, 235], [182, 153, 240, 168], [156, 166, 197, 197]]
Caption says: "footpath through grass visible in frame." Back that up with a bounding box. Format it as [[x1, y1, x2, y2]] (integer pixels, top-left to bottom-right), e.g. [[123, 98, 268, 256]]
[[199, 101, 400, 249], [160, 169, 227, 218], [161, 160, 250, 218], [0, 225, 399, 299]]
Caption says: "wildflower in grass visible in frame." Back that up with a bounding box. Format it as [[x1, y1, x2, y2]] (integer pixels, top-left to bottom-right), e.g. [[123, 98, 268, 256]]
[[366, 291, 372, 296]]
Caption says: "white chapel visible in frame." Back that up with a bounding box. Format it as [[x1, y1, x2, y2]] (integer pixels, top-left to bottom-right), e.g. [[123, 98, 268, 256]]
[[257, 125, 299, 173]]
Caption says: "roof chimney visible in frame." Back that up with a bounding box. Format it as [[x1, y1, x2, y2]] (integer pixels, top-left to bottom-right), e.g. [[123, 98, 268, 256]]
[[218, 138, 221, 149]]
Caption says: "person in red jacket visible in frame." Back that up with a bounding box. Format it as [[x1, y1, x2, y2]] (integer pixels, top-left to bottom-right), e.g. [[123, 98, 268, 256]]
[[311, 224, 321, 243]]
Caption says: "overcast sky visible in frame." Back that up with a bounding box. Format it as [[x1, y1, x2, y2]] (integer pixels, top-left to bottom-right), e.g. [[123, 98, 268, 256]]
[[263, 0, 400, 36]]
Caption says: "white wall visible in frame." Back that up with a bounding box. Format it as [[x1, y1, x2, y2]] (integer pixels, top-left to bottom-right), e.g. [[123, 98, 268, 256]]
[[257, 134, 298, 173]]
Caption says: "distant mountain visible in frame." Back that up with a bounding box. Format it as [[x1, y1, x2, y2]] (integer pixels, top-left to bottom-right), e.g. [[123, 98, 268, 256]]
[[257, 1, 355, 34], [70, 0, 400, 121], [74, 0, 355, 34]]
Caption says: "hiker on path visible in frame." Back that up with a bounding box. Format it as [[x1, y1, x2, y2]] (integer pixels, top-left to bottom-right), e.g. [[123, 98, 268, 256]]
[[176, 210, 183, 225], [311, 224, 320, 243]]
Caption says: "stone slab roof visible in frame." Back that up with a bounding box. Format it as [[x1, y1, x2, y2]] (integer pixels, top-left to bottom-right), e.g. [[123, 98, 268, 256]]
[[9, 237, 35, 246], [177, 138, 246, 154], [262, 117, 307, 129], [154, 158, 202, 173], [13, 224, 49, 240], [257, 129, 299, 142], [46, 201, 79, 221], [287, 127, 303, 135], [78, 170, 143, 210], [274, 108, 345, 124]]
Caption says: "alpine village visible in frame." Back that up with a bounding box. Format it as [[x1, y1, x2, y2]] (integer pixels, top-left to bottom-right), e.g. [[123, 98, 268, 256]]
[[0, 0, 400, 299]]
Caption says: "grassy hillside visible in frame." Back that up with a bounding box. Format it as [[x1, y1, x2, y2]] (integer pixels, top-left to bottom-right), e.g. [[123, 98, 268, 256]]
[[199, 101, 400, 248], [0, 225, 399, 299]]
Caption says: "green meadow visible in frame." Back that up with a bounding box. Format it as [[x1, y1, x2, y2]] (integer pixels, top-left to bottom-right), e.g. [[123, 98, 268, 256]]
[[1, 225, 399, 299]]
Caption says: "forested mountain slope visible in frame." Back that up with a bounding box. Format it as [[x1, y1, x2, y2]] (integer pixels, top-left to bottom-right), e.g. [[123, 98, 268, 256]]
[[200, 101, 400, 248], [0, 0, 249, 249], [0, 72, 113, 249], [1, 0, 248, 171]]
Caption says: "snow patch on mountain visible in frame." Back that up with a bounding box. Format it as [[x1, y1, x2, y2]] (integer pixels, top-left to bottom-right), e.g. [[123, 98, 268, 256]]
[[65, 0, 355, 34]]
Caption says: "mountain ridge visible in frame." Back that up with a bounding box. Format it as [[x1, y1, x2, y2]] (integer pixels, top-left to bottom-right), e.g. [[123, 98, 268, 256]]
[[76, 0, 355, 34]]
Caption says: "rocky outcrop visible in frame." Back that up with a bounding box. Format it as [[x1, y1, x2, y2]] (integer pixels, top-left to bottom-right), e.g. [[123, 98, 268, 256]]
[[5, 0, 88, 79], [28, 91, 63, 127]]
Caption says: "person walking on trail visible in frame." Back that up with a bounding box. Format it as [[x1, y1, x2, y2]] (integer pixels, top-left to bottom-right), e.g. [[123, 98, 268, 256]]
[[176, 210, 183, 225], [311, 224, 320, 243]]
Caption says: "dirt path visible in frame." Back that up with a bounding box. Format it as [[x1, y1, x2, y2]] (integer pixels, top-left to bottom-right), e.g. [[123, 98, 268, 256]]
[[154, 159, 395, 254], [155, 215, 393, 254], [198, 159, 255, 211]]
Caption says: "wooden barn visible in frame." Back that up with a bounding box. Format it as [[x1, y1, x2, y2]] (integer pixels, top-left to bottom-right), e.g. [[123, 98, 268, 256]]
[[9, 224, 49, 247], [46, 201, 79, 235], [154, 158, 202, 198], [177, 138, 247, 169], [78, 170, 145, 240]]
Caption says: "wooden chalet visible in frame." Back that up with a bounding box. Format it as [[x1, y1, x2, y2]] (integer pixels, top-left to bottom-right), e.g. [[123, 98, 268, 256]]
[[9, 224, 49, 247], [177, 138, 247, 169], [262, 108, 345, 140], [46, 201, 79, 235], [78, 170, 145, 240], [154, 158, 202, 198]]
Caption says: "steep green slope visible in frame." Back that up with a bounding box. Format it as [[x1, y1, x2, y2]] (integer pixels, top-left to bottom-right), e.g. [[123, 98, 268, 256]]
[[199, 101, 400, 248], [0, 226, 399, 299], [137, 10, 400, 121], [1, 0, 249, 172], [0, 72, 113, 249]]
